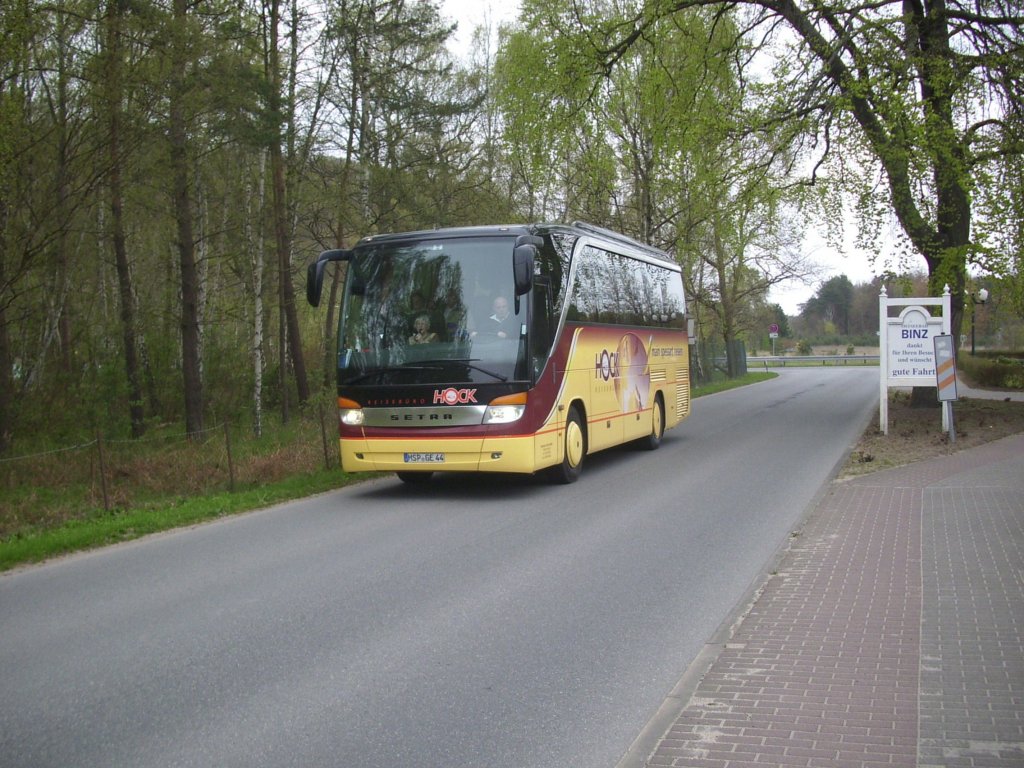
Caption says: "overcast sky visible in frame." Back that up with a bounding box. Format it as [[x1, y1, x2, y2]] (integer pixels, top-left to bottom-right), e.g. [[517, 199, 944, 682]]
[[441, 0, 519, 58], [438, 0, 891, 315]]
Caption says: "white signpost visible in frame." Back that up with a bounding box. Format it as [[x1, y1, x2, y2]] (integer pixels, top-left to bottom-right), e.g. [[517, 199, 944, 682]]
[[878, 285, 951, 434]]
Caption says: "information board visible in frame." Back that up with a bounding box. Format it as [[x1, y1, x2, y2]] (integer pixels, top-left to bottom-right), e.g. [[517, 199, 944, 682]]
[[885, 306, 944, 385], [878, 285, 951, 434]]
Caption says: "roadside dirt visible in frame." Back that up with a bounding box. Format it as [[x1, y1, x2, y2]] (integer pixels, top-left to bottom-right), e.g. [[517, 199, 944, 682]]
[[838, 389, 1024, 480]]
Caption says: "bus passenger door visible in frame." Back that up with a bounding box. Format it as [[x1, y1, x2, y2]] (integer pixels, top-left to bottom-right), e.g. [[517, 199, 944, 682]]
[[588, 338, 624, 452]]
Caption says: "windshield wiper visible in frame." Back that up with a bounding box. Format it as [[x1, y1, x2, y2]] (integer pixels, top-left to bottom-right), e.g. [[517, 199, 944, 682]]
[[343, 364, 443, 384], [413, 358, 509, 382]]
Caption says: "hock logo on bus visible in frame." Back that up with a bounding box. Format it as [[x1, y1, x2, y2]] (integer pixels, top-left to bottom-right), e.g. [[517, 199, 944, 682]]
[[595, 350, 620, 381], [433, 387, 478, 405]]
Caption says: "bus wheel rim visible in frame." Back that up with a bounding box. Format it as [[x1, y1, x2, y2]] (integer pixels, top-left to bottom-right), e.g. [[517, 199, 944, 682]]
[[566, 421, 584, 467], [653, 402, 663, 437]]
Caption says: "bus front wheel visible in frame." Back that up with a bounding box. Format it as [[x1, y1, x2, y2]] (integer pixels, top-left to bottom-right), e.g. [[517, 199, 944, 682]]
[[552, 406, 586, 484]]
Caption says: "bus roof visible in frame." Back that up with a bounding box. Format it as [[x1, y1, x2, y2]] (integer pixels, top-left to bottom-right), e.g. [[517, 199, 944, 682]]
[[355, 222, 676, 266]]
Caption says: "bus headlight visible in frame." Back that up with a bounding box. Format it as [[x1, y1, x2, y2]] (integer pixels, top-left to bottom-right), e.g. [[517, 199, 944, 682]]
[[483, 393, 527, 424], [340, 409, 364, 426], [338, 397, 364, 426]]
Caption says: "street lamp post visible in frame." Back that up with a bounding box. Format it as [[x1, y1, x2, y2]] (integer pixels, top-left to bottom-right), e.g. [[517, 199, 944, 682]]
[[969, 288, 989, 356]]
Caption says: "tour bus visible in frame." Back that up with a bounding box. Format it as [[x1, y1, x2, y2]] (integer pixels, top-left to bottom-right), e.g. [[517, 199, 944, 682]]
[[306, 221, 691, 483]]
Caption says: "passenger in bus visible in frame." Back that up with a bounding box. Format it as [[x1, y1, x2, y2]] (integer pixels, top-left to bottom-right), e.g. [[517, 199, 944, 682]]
[[441, 288, 470, 341], [408, 314, 439, 345], [405, 290, 427, 327]]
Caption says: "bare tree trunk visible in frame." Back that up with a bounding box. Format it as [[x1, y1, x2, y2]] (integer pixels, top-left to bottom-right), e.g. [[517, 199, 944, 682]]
[[54, 7, 72, 377], [246, 151, 267, 437], [267, 0, 308, 416], [106, 0, 145, 437], [0, 236, 11, 453], [710, 209, 741, 378], [170, 0, 203, 437]]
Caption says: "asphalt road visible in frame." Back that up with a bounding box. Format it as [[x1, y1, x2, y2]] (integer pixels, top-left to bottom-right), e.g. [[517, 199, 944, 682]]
[[0, 367, 879, 768]]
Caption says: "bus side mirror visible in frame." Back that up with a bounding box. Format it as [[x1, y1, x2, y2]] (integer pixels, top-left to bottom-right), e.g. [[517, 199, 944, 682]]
[[513, 236, 541, 297], [306, 249, 352, 307]]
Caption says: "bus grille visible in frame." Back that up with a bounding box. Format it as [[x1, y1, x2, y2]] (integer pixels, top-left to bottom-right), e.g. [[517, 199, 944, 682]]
[[676, 368, 691, 416]]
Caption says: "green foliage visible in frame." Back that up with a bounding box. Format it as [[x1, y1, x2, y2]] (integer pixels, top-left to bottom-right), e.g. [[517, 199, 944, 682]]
[[797, 332, 879, 349], [959, 353, 1024, 390], [797, 339, 812, 355], [802, 275, 854, 333], [1, 0, 1018, 469], [0, 0, 526, 454], [495, 0, 740, 235], [630, 0, 1022, 353]]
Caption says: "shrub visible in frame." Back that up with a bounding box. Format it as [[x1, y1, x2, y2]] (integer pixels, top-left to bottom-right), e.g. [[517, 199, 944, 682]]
[[959, 352, 1024, 389]]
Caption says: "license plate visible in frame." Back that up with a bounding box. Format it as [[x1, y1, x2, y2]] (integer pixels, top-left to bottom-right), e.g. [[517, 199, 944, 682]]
[[403, 452, 445, 464]]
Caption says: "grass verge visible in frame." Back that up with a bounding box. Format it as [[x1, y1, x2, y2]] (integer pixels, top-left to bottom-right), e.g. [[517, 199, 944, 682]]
[[692, 371, 776, 397], [0, 469, 375, 572]]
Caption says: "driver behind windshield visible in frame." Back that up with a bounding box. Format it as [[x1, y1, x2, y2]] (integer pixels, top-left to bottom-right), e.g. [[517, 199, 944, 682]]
[[475, 296, 518, 339]]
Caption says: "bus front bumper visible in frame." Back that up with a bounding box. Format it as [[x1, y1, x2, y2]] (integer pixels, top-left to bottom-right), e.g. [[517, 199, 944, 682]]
[[340, 434, 543, 475]]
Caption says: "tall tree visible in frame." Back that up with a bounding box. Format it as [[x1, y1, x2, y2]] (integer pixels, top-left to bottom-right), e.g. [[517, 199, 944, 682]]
[[168, 0, 203, 437], [598, 0, 1023, 355], [307, 0, 467, 369], [802, 274, 855, 335], [496, 0, 814, 375], [0, 0, 27, 449], [103, 0, 145, 437], [1, 0, 94, 447], [264, 0, 312, 419]]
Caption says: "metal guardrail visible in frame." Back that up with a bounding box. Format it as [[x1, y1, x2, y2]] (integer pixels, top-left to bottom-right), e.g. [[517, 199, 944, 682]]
[[747, 355, 880, 366]]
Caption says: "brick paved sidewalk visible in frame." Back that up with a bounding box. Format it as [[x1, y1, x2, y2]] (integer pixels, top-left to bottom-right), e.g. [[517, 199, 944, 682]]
[[638, 434, 1024, 768]]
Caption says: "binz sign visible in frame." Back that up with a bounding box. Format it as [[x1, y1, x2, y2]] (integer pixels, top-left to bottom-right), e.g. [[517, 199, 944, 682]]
[[878, 285, 951, 434], [886, 307, 943, 381]]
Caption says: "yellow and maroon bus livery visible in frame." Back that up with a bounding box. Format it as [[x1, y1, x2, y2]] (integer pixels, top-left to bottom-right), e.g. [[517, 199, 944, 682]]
[[306, 222, 690, 483]]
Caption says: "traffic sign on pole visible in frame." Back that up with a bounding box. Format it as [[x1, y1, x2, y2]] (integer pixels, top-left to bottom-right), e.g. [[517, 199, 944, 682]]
[[934, 335, 957, 401], [934, 334, 957, 444]]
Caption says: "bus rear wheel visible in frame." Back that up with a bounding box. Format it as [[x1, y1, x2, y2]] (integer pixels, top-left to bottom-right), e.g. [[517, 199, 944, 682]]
[[639, 395, 665, 451], [552, 406, 586, 484], [397, 471, 433, 484]]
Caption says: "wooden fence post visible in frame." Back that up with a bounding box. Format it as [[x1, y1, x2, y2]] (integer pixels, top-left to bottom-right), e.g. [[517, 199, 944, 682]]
[[223, 422, 236, 492], [319, 402, 331, 470], [95, 431, 110, 511]]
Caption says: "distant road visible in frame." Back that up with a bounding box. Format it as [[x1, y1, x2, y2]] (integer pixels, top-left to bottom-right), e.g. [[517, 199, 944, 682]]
[[1, 367, 878, 768]]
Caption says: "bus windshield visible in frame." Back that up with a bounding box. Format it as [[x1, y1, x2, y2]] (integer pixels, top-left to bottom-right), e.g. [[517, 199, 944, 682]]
[[336, 236, 530, 385]]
